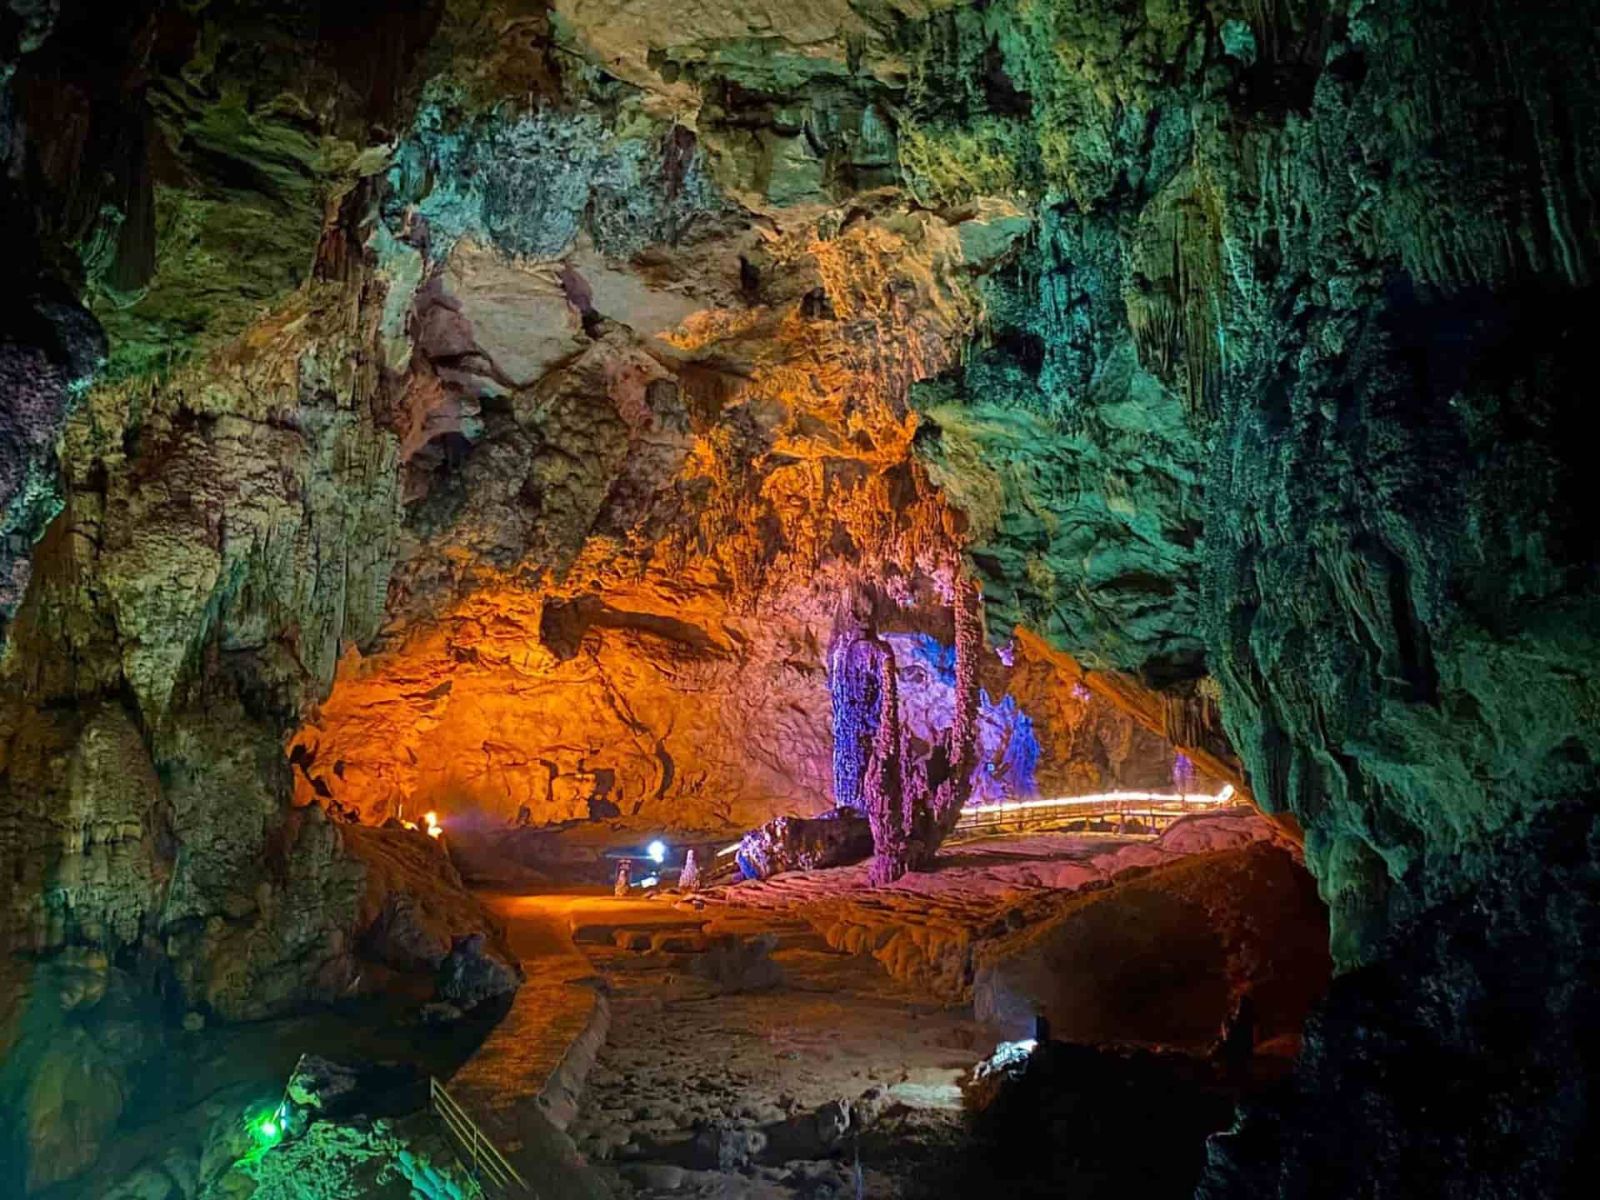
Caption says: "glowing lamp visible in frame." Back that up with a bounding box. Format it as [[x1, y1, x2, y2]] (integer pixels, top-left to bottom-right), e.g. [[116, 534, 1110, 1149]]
[[646, 839, 667, 864], [249, 1105, 285, 1148], [424, 811, 443, 839]]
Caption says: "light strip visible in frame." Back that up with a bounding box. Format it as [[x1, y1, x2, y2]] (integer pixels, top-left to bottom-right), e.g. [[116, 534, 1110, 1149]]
[[712, 784, 1237, 857], [960, 783, 1237, 818]]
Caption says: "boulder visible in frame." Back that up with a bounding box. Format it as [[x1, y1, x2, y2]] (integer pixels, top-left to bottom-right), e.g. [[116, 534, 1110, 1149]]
[[734, 808, 874, 881], [282, 1055, 427, 1134], [437, 932, 522, 1011]]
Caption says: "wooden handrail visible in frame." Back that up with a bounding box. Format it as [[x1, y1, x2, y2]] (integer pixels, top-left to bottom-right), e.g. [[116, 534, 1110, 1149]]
[[429, 1077, 532, 1196]]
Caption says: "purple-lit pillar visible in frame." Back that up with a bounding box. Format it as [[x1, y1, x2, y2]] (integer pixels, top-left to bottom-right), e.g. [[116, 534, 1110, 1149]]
[[829, 630, 882, 812]]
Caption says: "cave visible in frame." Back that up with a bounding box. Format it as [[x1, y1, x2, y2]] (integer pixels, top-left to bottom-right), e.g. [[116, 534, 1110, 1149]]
[[1, 2, 1596, 1198]]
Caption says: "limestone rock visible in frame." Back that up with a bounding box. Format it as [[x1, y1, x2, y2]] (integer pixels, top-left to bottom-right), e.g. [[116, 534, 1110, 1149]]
[[1, 2, 1596, 1196], [436, 931, 522, 1011], [973, 843, 1330, 1049]]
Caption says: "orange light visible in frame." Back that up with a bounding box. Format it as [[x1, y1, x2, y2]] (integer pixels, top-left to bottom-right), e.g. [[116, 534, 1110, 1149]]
[[424, 811, 443, 839]]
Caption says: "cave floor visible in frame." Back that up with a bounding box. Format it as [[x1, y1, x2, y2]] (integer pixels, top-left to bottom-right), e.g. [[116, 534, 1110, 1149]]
[[560, 896, 981, 1199], [444, 812, 1308, 1198]]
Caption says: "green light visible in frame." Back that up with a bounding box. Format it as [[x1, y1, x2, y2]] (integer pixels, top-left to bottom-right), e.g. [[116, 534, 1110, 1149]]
[[250, 1109, 284, 1148]]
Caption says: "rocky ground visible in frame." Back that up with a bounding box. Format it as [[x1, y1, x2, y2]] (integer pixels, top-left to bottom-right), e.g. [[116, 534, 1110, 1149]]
[[701, 809, 1317, 1009], [570, 911, 984, 1199], [554, 812, 1328, 1198], [7, 814, 1328, 1198]]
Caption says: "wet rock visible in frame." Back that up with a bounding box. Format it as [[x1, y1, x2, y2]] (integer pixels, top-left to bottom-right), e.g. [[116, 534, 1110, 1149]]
[[624, 1162, 687, 1191], [760, 1099, 851, 1162], [19, 1026, 128, 1192], [436, 932, 521, 1011], [689, 1120, 768, 1171], [419, 1001, 462, 1025], [688, 934, 784, 993], [282, 1055, 427, 1132]]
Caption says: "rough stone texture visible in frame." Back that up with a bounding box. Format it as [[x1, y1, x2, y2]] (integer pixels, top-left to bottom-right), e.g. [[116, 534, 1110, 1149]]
[[3, 0, 1597, 1195], [894, 1, 1600, 1190], [974, 841, 1330, 1049], [735, 807, 874, 880], [0, 298, 103, 626], [0, 948, 167, 1194], [713, 808, 1298, 1002]]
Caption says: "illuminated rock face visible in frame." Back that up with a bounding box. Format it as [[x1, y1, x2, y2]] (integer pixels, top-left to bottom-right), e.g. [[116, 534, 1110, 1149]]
[[0, 0, 1596, 1194]]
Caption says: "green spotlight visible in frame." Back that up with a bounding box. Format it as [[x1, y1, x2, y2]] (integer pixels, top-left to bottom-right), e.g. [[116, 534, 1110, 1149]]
[[251, 1108, 284, 1147]]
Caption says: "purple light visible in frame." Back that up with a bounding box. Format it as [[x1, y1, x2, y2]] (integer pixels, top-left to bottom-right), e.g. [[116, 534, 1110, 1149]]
[[831, 631, 1039, 807], [1172, 751, 1198, 794], [829, 635, 883, 812]]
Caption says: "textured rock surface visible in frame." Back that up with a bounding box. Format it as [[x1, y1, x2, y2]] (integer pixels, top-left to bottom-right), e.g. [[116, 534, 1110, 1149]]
[[893, 1, 1600, 1190], [711, 809, 1299, 1002], [2, 0, 1597, 1194], [974, 841, 1330, 1049]]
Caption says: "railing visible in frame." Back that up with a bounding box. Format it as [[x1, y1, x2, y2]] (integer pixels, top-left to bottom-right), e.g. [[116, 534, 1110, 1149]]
[[951, 786, 1240, 840], [429, 1077, 531, 1197], [705, 786, 1243, 879]]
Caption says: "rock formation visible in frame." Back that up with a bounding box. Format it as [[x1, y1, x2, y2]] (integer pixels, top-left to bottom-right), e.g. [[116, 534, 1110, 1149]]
[[836, 573, 983, 883], [1, 0, 1596, 1195]]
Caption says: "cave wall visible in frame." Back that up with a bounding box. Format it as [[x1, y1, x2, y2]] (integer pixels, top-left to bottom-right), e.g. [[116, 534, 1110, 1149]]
[[895, 0, 1600, 1191], [2, 0, 1240, 997], [900, 0, 1600, 967], [3, 0, 1129, 1017]]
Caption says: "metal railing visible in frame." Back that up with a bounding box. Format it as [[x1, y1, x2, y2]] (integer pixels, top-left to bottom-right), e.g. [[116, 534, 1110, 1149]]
[[951, 786, 1241, 840], [429, 1077, 531, 1197], [704, 787, 1243, 879]]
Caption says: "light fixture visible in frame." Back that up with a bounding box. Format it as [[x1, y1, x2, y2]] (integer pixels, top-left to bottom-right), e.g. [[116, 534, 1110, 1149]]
[[646, 839, 667, 864], [250, 1105, 285, 1148]]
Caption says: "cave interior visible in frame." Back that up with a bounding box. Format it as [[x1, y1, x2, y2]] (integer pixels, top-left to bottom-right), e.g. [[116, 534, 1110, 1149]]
[[1, 1, 1597, 1198]]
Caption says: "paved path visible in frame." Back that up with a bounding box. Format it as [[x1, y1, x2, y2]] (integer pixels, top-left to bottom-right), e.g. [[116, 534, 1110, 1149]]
[[447, 893, 615, 1199]]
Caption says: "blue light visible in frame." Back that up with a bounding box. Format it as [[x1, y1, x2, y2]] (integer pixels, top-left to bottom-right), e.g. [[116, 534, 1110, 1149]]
[[647, 839, 667, 864]]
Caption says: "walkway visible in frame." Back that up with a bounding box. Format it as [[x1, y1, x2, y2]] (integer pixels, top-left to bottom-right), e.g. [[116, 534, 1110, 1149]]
[[446, 893, 615, 1199], [950, 787, 1241, 841]]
